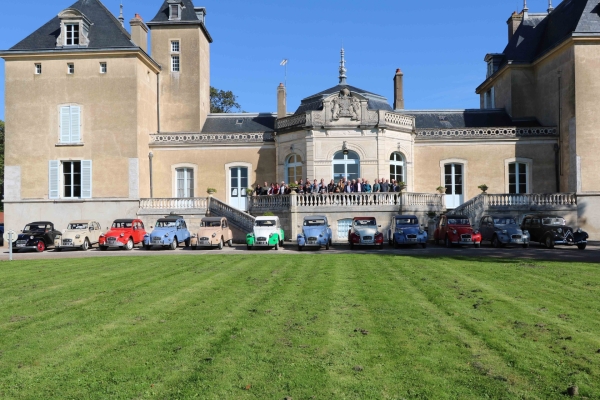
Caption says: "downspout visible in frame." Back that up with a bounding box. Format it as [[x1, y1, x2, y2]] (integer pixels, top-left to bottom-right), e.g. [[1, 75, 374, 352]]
[[556, 70, 562, 192], [149, 152, 154, 199], [156, 71, 161, 133]]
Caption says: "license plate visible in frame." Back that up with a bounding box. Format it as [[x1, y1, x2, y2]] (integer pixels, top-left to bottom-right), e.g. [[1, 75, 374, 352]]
[[257, 241, 267, 245], [153, 238, 161, 242], [308, 240, 317, 245], [200, 240, 210, 245], [462, 238, 472, 242], [62, 242, 73, 247], [17, 243, 25, 247]]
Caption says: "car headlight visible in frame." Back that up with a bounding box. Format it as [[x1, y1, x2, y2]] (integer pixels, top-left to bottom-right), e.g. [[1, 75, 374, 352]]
[[452, 230, 457, 234], [523, 230, 529, 235], [577, 228, 582, 233], [192, 234, 197, 238], [557, 228, 563, 234], [397, 229, 404, 234], [419, 230, 425, 234], [120, 233, 125, 237], [474, 230, 480, 235], [100, 234, 105, 238], [75, 234, 81, 239], [164, 234, 170, 238], [501, 230, 507, 234], [30, 235, 35, 240], [212, 233, 217, 238]]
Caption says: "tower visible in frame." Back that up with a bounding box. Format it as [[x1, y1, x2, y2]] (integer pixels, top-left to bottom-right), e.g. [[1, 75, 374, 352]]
[[147, 0, 213, 133]]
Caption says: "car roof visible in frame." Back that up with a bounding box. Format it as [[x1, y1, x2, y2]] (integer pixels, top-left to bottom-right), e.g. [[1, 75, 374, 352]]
[[68, 220, 95, 224], [524, 214, 564, 218], [353, 217, 375, 220], [394, 215, 418, 219], [304, 215, 327, 220], [256, 216, 278, 221], [447, 215, 469, 220], [157, 217, 181, 222], [28, 221, 53, 225], [113, 219, 135, 223], [202, 217, 224, 222], [486, 215, 517, 220]]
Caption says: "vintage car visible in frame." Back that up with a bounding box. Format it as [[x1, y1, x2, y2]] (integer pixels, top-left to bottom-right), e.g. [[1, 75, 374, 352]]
[[434, 215, 482, 248], [479, 215, 530, 248], [99, 219, 146, 251], [246, 216, 285, 250], [13, 221, 62, 252], [143, 216, 191, 250], [348, 217, 384, 249], [54, 220, 103, 251], [297, 215, 333, 251], [388, 215, 428, 248], [521, 214, 588, 250], [190, 217, 233, 249]]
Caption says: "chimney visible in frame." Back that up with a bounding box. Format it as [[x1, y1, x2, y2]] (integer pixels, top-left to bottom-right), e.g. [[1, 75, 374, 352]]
[[130, 14, 148, 53], [393, 69, 404, 110], [507, 11, 523, 42], [277, 83, 287, 119], [194, 7, 206, 24]]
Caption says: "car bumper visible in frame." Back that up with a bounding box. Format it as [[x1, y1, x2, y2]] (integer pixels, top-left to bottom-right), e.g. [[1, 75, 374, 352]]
[[497, 236, 530, 245], [55, 240, 85, 248], [101, 240, 127, 248], [13, 244, 39, 250], [297, 237, 328, 247], [145, 238, 174, 246], [191, 237, 219, 247], [394, 234, 427, 244]]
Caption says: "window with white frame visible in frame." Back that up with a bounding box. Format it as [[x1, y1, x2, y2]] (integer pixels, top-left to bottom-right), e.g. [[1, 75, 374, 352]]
[[60, 105, 81, 144], [171, 40, 180, 53], [67, 63, 74, 74], [100, 62, 107, 74], [35, 63, 42, 74], [176, 168, 194, 198], [48, 160, 92, 199], [508, 162, 529, 194], [390, 152, 406, 183], [285, 154, 303, 183], [171, 55, 180, 72], [65, 24, 80, 45]]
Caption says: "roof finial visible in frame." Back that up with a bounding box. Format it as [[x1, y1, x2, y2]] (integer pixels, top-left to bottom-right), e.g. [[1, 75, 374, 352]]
[[548, 0, 554, 13], [339, 47, 347, 85], [523, 0, 529, 18], [118, 2, 125, 26]]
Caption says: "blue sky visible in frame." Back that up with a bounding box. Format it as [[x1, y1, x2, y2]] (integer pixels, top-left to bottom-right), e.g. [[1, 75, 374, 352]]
[[0, 0, 559, 120]]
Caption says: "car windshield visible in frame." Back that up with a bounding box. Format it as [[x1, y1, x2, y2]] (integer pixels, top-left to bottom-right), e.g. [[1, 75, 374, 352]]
[[304, 219, 326, 227], [201, 221, 221, 227], [542, 218, 566, 226], [448, 218, 470, 225], [493, 218, 516, 225], [112, 222, 132, 229], [68, 223, 88, 230], [396, 218, 417, 225], [24, 224, 47, 232], [256, 220, 276, 227], [156, 221, 177, 228], [355, 219, 376, 226]]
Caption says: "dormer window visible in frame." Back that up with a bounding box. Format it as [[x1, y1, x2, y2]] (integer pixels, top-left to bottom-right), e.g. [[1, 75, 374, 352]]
[[168, 0, 184, 21], [65, 24, 79, 45], [56, 9, 91, 48]]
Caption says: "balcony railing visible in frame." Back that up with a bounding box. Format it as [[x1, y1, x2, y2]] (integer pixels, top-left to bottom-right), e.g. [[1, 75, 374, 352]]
[[139, 197, 209, 210]]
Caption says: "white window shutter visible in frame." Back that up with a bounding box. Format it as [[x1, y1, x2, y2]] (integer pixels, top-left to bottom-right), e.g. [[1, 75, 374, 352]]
[[60, 106, 71, 143], [49, 160, 60, 199], [81, 160, 92, 199], [70, 106, 81, 143]]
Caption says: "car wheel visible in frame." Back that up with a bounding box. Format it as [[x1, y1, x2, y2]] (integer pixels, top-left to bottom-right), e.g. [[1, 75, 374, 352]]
[[275, 241, 279, 250], [474, 243, 481, 248], [184, 238, 191, 247], [228, 239, 233, 247], [544, 235, 555, 249], [421, 243, 427, 249], [125, 238, 134, 251], [192, 245, 197, 250], [349, 242, 354, 250], [144, 245, 152, 250], [492, 235, 499, 248], [218, 238, 223, 250], [522, 243, 530, 248], [445, 236, 451, 248], [55, 247, 62, 252], [100, 246, 108, 251], [298, 245, 303, 251], [36, 240, 46, 253], [393, 238, 399, 249], [378, 243, 384, 250], [82, 238, 90, 251], [247, 245, 252, 250], [577, 243, 587, 250], [325, 240, 330, 250], [170, 238, 178, 250]]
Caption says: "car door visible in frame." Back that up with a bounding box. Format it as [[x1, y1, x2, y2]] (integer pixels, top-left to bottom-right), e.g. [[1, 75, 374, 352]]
[[44, 224, 54, 246], [93, 222, 101, 243], [136, 221, 145, 243]]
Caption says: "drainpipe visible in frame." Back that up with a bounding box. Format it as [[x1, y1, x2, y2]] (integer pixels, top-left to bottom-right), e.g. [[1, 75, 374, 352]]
[[149, 151, 154, 198], [157, 71, 161, 133]]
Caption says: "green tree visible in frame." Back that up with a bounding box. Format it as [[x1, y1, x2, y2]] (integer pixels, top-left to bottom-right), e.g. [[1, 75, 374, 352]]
[[210, 87, 242, 113], [0, 119, 4, 211]]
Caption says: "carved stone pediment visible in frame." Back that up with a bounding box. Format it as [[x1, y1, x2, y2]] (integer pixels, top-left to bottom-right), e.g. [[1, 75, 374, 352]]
[[323, 89, 369, 125], [56, 8, 92, 48]]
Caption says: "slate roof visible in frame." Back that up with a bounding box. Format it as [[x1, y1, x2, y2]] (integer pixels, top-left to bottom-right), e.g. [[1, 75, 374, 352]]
[[7, 0, 136, 52], [201, 114, 276, 133], [148, 0, 213, 43], [493, 0, 600, 68], [295, 84, 393, 114], [400, 109, 540, 130]]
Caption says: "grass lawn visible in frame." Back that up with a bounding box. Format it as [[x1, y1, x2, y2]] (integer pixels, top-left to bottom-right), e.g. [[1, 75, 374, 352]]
[[0, 255, 599, 399]]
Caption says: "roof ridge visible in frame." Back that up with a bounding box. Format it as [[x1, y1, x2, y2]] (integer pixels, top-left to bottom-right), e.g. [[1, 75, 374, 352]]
[[90, 0, 134, 43]]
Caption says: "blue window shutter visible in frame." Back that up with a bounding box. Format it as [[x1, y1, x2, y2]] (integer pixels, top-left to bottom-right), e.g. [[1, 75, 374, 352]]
[[81, 160, 92, 199], [49, 160, 60, 199], [60, 106, 71, 143], [70, 106, 81, 143]]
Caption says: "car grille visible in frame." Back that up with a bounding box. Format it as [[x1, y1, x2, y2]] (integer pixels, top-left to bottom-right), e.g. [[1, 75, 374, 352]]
[[362, 236, 373, 241], [308, 237, 318, 241], [63, 239, 73, 243], [257, 237, 267, 241], [200, 237, 209, 241], [407, 234, 417, 239], [107, 237, 116, 243], [152, 237, 161, 242], [512, 235, 522, 239], [16, 240, 27, 245]]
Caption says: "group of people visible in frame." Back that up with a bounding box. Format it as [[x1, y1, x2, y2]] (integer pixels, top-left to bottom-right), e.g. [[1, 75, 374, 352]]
[[253, 178, 406, 196]]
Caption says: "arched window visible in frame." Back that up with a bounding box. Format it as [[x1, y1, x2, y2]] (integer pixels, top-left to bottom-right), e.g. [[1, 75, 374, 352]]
[[333, 151, 360, 182], [285, 154, 303, 183], [390, 152, 405, 183]]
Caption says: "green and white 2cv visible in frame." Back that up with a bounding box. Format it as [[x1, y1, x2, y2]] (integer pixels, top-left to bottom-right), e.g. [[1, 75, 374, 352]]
[[246, 216, 285, 250]]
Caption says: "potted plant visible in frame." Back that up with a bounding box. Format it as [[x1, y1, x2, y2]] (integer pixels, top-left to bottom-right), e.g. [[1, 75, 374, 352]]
[[245, 188, 254, 196], [263, 212, 275, 217], [427, 211, 437, 218], [478, 184, 489, 194], [288, 183, 299, 193], [398, 181, 407, 191], [436, 186, 446, 194], [207, 188, 217, 195]]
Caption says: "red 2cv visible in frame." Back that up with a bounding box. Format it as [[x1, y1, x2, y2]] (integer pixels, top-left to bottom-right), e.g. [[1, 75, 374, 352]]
[[99, 219, 147, 251], [434, 215, 482, 248]]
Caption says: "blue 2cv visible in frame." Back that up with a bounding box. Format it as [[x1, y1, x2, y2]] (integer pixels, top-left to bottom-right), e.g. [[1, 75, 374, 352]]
[[144, 216, 191, 250], [297, 215, 333, 251]]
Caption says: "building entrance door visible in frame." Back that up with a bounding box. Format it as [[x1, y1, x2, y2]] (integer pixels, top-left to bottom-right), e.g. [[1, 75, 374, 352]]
[[229, 167, 248, 211], [444, 163, 464, 209]]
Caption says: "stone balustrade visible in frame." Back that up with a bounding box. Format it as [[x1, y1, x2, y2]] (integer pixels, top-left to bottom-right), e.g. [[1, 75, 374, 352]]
[[149, 132, 274, 145], [384, 112, 414, 130], [416, 127, 557, 140], [139, 197, 208, 210]]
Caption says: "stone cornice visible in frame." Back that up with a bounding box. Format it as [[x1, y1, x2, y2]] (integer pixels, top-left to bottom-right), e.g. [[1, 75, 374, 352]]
[[150, 132, 274, 146], [415, 127, 557, 141]]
